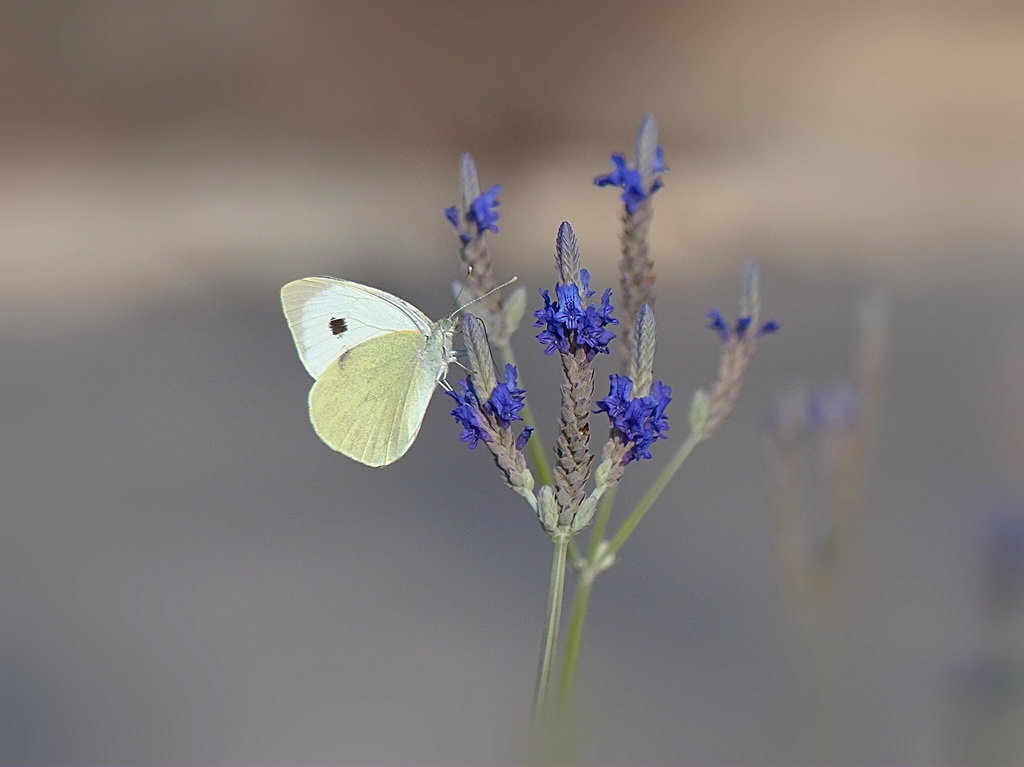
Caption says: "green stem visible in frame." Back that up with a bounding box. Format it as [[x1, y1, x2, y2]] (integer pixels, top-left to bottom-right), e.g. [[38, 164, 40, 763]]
[[554, 488, 615, 723], [548, 433, 704, 753], [532, 531, 570, 736], [607, 431, 702, 556], [568, 539, 582, 569], [522, 402, 555, 488], [586, 487, 617, 560], [556, 569, 594, 716]]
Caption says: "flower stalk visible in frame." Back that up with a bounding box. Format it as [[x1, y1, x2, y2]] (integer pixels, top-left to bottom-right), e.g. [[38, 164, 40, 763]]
[[532, 528, 570, 737]]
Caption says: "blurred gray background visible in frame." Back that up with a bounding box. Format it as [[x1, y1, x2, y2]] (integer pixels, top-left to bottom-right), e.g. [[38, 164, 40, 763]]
[[1, 1, 1022, 763]]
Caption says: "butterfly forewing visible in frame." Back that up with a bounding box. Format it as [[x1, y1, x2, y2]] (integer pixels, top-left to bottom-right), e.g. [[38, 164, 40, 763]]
[[281, 277, 433, 379]]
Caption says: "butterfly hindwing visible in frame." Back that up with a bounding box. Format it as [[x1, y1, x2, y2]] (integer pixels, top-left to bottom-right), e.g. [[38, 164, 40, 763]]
[[308, 329, 442, 466], [281, 277, 433, 379]]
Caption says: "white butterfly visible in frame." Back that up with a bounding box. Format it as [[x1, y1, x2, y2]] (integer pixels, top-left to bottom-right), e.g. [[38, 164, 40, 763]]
[[281, 277, 457, 466]]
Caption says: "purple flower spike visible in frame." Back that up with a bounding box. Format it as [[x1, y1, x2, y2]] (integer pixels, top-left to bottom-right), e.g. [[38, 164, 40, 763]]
[[707, 310, 730, 342], [468, 184, 502, 235], [449, 363, 530, 451], [597, 374, 672, 463], [534, 277, 619, 360], [594, 147, 667, 215], [483, 363, 526, 427], [445, 184, 502, 243], [708, 310, 780, 344], [447, 379, 492, 448]]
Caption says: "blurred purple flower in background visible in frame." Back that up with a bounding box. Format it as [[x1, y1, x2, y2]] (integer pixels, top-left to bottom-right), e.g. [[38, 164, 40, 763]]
[[594, 147, 667, 214], [445, 183, 502, 243], [707, 309, 779, 343]]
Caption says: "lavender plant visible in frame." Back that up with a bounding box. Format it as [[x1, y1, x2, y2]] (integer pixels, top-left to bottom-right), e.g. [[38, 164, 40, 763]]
[[442, 116, 778, 752]]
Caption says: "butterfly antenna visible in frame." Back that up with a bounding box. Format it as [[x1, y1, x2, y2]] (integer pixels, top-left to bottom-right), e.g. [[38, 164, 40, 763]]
[[448, 265, 477, 314], [450, 277, 467, 310], [448, 276, 519, 321]]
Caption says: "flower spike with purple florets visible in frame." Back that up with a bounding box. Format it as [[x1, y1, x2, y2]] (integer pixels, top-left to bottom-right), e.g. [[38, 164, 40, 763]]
[[448, 364, 528, 448], [594, 114, 668, 218], [468, 184, 501, 235], [446, 314, 537, 507], [444, 154, 526, 347], [596, 374, 672, 464], [594, 150, 667, 215], [691, 261, 779, 441], [534, 269, 618, 360], [445, 184, 501, 244], [598, 116, 667, 366], [707, 310, 779, 343], [447, 378, 492, 448], [483, 363, 527, 427]]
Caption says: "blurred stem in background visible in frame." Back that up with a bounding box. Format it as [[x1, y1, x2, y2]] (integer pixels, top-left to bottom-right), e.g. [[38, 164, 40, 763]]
[[933, 338, 1024, 763], [766, 293, 888, 629], [764, 293, 888, 762]]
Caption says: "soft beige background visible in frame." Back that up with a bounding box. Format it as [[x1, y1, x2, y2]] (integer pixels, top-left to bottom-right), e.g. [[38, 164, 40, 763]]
[[2, 1, 1022, 763]]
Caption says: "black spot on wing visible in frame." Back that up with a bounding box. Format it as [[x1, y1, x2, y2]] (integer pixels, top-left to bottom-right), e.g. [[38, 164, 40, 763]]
[[330, 317, 348, 336]]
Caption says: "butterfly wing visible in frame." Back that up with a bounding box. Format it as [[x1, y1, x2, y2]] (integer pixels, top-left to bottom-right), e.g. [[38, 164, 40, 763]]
[[281, 277, 434, 379], [308, 329, 444, 466]]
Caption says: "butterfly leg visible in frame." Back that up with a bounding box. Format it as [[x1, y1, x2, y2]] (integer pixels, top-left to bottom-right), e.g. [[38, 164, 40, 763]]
[[435, 364, 455, 392]]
